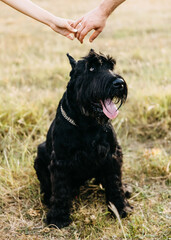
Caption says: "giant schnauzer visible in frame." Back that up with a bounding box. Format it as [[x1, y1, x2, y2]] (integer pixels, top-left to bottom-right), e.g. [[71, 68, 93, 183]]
[[34, 49, 132, 228]]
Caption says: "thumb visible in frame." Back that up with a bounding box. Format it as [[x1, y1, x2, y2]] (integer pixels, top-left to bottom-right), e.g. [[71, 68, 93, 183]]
[[66, 22, 78, 33]]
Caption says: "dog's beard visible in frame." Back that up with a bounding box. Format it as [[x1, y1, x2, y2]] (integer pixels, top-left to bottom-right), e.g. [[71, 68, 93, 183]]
[[76, 77, 127, 121]]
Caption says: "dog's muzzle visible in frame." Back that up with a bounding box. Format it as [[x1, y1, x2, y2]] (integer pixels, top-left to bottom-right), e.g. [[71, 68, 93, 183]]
[[91, 77, 127, 120]]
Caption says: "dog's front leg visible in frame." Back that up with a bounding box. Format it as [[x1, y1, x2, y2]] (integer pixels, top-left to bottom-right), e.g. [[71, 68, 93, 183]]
[[105, 174, 129, 218], [46, 152, 72, 228], [104, 155, 132, 218]]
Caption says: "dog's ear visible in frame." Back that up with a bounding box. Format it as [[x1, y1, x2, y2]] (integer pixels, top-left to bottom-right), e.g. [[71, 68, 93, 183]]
[[67, 53, 76, 70], [89, 49, 95, 54]]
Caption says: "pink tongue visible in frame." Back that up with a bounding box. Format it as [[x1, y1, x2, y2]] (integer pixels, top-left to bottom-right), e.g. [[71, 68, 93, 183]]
[[101, 99, 119, 119]]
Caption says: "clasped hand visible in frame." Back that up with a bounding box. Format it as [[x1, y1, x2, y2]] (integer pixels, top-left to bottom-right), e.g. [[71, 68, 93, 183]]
[[58, 7, 107, 43]]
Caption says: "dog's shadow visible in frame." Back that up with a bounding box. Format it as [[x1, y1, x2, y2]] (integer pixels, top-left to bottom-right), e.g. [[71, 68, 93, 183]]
[[71, 179, 107, 219], [78, 179, 105, 201]]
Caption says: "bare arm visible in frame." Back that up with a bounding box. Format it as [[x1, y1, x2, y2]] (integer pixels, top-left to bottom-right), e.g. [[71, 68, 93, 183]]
[[1, 0, 77, 40], [75, 0, 126, 43]]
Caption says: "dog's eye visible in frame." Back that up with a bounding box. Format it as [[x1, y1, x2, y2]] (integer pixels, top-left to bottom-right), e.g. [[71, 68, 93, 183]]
[[90, 67, 94, 72]]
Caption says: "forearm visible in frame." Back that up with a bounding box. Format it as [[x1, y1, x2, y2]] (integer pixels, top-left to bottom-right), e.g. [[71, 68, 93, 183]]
[[1, 0, 54, 27], [98, 0, 126, 17]]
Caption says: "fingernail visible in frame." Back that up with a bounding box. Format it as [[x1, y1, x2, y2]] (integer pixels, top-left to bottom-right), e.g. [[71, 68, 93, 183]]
[[73, 29, 78, 32]]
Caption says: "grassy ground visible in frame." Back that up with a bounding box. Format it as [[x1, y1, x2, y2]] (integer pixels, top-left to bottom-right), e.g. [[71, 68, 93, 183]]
[[0, 0, 171, 239]]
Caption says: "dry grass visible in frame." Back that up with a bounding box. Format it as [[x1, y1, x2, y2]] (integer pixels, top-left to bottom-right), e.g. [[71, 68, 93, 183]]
[[0, 0, 171, 239]]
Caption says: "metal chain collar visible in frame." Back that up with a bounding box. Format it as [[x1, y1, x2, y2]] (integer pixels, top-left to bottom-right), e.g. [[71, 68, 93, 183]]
[[60, 105, 77, 127]]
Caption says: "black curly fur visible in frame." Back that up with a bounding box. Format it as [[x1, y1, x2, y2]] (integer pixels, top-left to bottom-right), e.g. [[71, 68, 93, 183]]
[[34, 49, 132, 228]]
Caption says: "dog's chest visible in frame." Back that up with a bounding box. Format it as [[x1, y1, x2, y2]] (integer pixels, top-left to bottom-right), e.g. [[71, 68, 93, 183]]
[[83, 127, 107, 145], [82, 126, 112, 156], [53, 122, 116, 171]]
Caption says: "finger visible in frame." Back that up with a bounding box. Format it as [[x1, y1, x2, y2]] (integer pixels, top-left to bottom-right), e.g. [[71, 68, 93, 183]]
[[76, 24, 85, 40], [78, 26, 92, 43], [66, 33, 74, 40], [74, 17, 84, 28], [66, 22, 78, 33], [69, 21, 75, 28], [89, 29, 102, 42], [78, 28, 89, 44], [67, 20, 78, 33]]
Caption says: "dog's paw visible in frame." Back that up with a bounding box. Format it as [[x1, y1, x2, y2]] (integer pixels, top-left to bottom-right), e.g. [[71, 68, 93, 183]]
[[119, 204, 133, 218], [46, 210, 71, 228], [47, 219, 71, 229], [108, 201, 133, 219]]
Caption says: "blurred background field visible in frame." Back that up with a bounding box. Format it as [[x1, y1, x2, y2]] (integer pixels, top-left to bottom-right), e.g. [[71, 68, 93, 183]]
[[0, 0, 170, 239]]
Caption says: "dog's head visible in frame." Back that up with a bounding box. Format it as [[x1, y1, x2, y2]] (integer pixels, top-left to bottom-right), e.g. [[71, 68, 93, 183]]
[[66, 49, 128, 123]]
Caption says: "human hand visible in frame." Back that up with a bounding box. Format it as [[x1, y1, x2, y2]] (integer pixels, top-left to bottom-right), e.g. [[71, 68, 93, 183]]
[[74, 7, 108, 43], [49, 17, 77, 40]]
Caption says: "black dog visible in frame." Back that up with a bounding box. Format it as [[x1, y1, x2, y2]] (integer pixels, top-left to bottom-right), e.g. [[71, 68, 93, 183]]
[[34, 49, 132, 228]]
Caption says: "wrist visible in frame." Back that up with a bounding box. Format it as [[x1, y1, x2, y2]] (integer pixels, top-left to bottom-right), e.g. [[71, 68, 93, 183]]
[[97, 4, 110, 18], [98, 0, 126, 17]]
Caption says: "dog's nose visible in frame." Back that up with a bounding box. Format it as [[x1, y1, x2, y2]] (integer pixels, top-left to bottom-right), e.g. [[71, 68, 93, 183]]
[[113, 78, 124, 89]]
